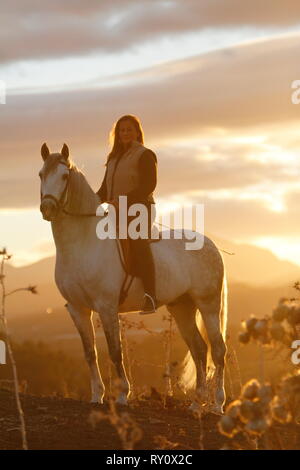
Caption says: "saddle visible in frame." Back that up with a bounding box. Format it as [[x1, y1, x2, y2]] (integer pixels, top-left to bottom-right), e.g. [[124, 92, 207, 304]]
[[118, 232, 162, 276]]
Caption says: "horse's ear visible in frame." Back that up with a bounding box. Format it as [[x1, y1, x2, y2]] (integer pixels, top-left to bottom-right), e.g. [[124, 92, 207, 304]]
[[61, 143, 69, 160], [41, 143, 50, 161]]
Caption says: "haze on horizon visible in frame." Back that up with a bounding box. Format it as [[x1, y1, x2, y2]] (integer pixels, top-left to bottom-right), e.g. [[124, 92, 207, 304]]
[[1, 0, 300, 268]]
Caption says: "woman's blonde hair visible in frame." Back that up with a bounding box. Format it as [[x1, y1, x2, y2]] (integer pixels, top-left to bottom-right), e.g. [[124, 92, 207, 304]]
[[105, 114, 144, 165]]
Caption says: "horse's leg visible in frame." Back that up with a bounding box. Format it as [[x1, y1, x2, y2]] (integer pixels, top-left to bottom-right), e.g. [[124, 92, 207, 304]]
[[195, 293, 226, 414], [98, 308, 130, 405], [167, 295, 208, 407], [66, 302, 104, 403]]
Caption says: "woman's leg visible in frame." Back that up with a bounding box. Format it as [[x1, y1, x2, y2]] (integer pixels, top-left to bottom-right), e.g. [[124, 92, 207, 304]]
[[132, 238, 156, 297], [129, 203, 157, 313]]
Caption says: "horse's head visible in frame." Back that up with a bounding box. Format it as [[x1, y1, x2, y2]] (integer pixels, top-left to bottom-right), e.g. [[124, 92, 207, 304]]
[[39, 143, 71, 221]]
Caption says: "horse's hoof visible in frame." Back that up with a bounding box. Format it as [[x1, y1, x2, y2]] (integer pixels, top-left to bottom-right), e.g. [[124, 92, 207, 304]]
[[116, 394, 128, 406], [210, 404, 224, 415], [90, 392, 105, 405], [90, 398, 104, 405]]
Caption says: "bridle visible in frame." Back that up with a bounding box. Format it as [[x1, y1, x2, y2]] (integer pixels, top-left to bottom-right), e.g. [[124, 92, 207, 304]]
[[40, 160, 71, 215], [40, 160, 103, 218]]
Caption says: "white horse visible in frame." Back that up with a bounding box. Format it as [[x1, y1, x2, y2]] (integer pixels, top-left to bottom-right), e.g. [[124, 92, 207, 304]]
[[39, 143, 228, 413]]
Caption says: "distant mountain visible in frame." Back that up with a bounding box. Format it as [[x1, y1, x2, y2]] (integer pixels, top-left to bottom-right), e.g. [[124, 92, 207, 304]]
[[206, 233, 299, 288], [7, 280, 297, 345], [5, 234, 300, 291], [3, 234, 299, 320], [5, 256, 55, 287]]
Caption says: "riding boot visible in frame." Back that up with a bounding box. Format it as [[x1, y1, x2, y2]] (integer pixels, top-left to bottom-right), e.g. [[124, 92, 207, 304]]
[[129, 237, 157, 314], [138, 248, 157, 314], [127, 203, 157, 314]]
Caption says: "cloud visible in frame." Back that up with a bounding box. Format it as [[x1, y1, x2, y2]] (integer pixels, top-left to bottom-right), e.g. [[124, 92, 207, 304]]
[[3, 2, 300, 267], [3, 0, 300, 63], [285, 190, 300, 213], [1, 31, 300, 249], [1, 139, 297, 209], [0, 178, 40, 209], [156, 142, 299, 195], [2, 33, 300, 154], [187, 193, 300, 240]]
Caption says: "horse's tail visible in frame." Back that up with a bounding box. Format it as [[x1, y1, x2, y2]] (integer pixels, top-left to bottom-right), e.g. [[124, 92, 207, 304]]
[[220, 269, 228, 341], [179, 270, 228, 391]]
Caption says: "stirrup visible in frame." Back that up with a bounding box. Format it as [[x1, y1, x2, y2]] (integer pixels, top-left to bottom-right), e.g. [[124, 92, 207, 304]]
[[139, 293, 156, 315]]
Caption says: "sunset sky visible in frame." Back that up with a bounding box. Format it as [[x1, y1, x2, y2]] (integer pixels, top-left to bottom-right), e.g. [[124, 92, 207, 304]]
[[1, 0, 300, 267]]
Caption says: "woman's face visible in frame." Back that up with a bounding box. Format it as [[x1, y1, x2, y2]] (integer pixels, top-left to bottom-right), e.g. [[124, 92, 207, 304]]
[[118, 119, 138, 146]]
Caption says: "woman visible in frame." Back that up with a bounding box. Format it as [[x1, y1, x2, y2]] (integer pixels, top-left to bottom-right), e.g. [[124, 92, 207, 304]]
[[96, 114, 158, 314]]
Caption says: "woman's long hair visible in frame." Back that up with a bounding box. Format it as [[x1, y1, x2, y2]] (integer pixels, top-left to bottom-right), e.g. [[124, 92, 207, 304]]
[[105, 114, 144, 166]]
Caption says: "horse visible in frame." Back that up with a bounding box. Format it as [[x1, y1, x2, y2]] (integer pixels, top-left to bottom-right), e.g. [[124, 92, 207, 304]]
[[39, 143, 228, 413]]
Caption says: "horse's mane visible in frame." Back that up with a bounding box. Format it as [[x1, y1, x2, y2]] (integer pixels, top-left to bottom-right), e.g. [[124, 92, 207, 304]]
[[66, 160, 98, 215]]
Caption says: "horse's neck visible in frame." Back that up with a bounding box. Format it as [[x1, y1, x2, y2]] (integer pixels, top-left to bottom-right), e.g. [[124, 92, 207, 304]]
[[51, 213, 92, 249], [66, 167, 98, 215], [51, 167, 102, 253], [51, 167, 122, 279], [51, 214, 121, 283]]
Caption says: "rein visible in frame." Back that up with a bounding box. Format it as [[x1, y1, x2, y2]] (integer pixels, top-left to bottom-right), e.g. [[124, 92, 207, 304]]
[[155, 221, 235, 256], [41, 160, 102, 217], [41, 164, 235, 257]]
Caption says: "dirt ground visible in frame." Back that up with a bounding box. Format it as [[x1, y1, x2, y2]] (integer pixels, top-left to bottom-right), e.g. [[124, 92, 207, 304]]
[[0, 389, 299, 450]]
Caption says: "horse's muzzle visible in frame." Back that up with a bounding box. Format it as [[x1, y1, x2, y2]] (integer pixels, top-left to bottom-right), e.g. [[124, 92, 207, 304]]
[[40, 199, 58, 221]]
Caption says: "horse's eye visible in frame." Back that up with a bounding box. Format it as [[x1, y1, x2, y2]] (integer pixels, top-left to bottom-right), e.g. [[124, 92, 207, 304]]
[[38, 172, 42, 179]]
